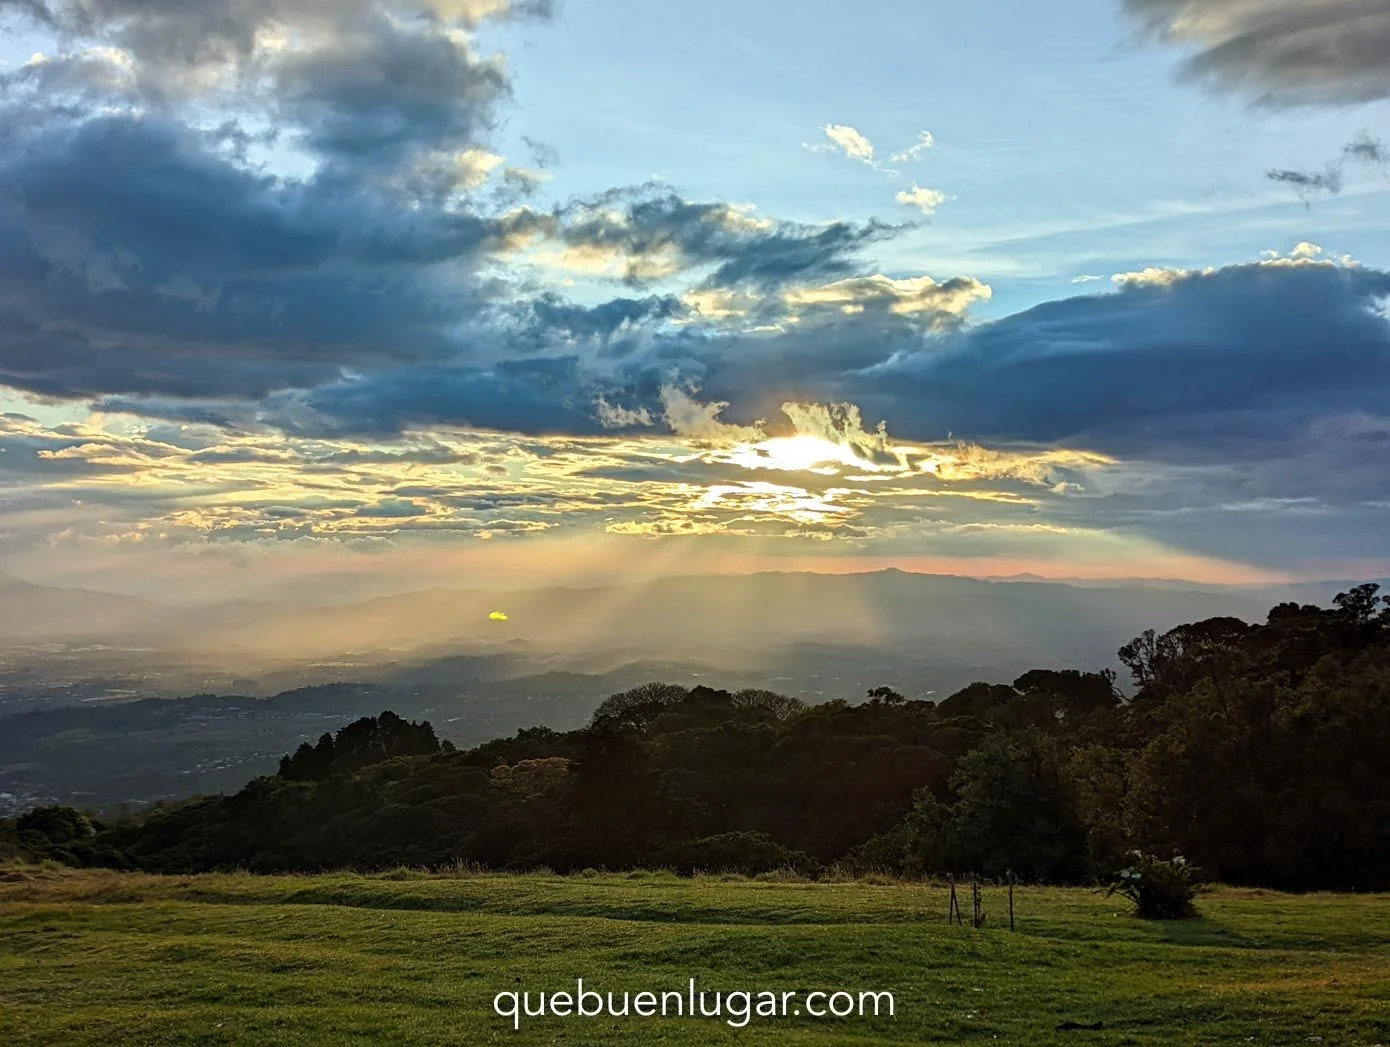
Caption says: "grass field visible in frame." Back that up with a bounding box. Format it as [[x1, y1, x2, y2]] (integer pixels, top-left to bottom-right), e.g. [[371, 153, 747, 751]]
[[1, 865, 1387, 1045]]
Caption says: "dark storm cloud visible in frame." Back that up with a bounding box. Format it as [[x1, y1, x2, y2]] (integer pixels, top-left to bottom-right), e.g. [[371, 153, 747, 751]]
[[1125, 0, 1390, 105], [122, 287, 945, 439], [2, 0, 532, 196], [0, 0, 902, 411], [516, 293, 687, 343], [1265, 132, 1389, 202], [271, 14, 509, 191], [700, 219, 901, 290], [677, 312, 941, 425], [1267, 165, 1343, 196], [274, 357, 609, 437], [844, 260, 1390, 499], [0, 112, 522, 399], [2, 0, 553, 76], [0, 121, 900, 405], [1344, 131, 1389, 166], [171, 255, 1390, 513], [553, 188, 902, 290], [0, 0, 563, 401]]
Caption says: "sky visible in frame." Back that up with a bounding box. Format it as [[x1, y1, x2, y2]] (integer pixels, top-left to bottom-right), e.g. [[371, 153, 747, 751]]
[[0, 0, 1388, 603]]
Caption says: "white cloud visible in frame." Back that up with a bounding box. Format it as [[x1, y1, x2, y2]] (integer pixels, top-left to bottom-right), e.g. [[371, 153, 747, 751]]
[[889, 131, 934, 163], [594, 397, 654, 429], [1113, 243, 1357, 290], [660, 386, 765, 444], [425, 0, 515, 23], [1111, 265, 1214, 288], [813, 123, 876, 164], [895, 184, 948, 215], [682, 288, 761, 320], [454, 148, 506, 189], [782, 273, 990, 318], [1256, 241, 1359, 269]]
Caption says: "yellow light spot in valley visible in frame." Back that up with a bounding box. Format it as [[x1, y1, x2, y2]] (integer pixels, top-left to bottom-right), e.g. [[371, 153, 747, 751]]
[[489, 610, 509, 621]]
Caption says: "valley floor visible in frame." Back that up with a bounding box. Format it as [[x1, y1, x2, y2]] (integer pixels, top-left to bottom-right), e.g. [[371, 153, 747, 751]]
[[1, 866, 1387, 1045]]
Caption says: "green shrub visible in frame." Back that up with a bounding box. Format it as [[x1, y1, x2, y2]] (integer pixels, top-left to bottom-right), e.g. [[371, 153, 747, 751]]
[[1107, 852, 1200, 919], [652, 831, 820, 877]]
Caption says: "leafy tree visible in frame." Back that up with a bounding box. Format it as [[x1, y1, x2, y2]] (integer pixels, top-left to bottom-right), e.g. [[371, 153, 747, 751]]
[[923, 732, 1089, 881], [731, 689, 805, 721], [278, 713, 439, 781], [867, 686, 907, 705], [1119, 618, 1249, 701], [590, 682, 691, 732], [16, 804, 96, 844], [1333, 582, 1385, 624]]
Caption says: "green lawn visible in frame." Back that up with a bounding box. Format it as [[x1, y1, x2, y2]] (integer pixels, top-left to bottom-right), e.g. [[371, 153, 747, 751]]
[[1, 866, 1387, 1045]]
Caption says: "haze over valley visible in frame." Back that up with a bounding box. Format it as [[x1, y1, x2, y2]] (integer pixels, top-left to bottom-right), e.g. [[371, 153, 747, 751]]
[[0, 565, 1374, 815]]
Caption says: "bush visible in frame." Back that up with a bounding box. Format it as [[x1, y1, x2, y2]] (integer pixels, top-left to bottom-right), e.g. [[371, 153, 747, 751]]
[[652, 831, 820, 877], [16, 806, 97, 843], [1107, 852, 1200, 919]]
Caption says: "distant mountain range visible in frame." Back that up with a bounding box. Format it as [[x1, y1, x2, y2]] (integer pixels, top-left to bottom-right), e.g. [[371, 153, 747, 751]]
[[0, 567, 1372, 663], [0, 570, 165, 638], [0, 571, 276, 639]]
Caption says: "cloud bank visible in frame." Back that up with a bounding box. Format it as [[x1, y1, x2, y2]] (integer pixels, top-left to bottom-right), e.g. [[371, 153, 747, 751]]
[[0, 0, 1383, 589], [1126, 0, 1390, 104]]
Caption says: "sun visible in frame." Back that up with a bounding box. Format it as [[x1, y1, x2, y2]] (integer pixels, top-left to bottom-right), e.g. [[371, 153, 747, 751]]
[[722, 434, 886, 476]]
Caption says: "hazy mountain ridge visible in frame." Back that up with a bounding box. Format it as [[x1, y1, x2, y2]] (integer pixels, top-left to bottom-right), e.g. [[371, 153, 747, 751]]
[[0, 568, 1360, 711], [0, 566, 1312, 654]]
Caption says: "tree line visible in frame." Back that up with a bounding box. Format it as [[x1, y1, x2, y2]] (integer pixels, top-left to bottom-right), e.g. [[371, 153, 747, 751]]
[[4, 585, 1388, 889]]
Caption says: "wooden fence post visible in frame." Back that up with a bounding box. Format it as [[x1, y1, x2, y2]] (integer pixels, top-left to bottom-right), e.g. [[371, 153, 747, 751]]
[[1008, 870, 1015, 932]]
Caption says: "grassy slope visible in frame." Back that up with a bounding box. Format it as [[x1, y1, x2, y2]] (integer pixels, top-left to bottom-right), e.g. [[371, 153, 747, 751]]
[[1, 867, 1387, 1046]]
